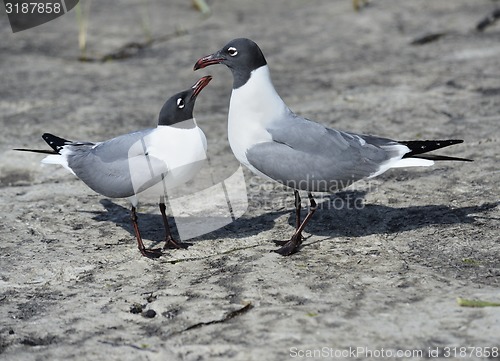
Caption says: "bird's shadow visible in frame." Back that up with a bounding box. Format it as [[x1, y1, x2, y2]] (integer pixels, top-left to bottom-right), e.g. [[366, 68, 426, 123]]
[[84, 191, 498, 249], [300, 191, 498, 239]]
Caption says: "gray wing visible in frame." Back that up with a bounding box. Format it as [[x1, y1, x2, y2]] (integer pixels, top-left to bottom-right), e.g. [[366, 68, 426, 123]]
[[66, 129, 168, 198], [246, 115, 403, 192]]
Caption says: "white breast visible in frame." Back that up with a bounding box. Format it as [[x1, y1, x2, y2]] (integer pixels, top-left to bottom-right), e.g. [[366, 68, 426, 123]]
[[134, 123, 207, 190]]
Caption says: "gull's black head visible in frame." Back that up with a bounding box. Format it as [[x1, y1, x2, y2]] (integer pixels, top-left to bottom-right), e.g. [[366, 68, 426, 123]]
[[194, 38, 267, 89], [158, 75, 212, 126]]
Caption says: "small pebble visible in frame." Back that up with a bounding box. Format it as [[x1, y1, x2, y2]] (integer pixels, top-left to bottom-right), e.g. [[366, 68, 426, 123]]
[[142, 309, 156, 318]]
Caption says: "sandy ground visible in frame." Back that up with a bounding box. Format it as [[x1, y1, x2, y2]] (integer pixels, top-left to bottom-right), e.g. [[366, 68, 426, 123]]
[[1, 0, 499, 360]]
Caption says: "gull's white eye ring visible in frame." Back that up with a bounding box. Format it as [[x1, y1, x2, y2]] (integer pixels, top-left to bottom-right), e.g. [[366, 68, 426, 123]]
[[177, 98, 185, 109], [228, 47, 238, 57]]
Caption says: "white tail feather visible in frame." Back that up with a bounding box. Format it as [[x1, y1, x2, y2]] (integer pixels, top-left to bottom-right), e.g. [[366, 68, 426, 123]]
[[41, 153, 75, 175], [369, 156, 434, 179], [390, 158, 435, 168]]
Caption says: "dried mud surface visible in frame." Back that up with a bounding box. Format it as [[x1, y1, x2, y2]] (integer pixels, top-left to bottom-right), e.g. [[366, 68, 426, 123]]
[[0, 1, 499, 360]]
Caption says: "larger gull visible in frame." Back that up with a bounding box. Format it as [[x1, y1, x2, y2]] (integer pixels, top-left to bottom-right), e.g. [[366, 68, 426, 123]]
[[194, 38, 472, 255]]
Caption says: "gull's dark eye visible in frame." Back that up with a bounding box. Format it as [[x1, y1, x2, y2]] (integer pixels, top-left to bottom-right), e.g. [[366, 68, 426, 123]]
[[228, 47, 238, 57], [176, 98, 185, 109]]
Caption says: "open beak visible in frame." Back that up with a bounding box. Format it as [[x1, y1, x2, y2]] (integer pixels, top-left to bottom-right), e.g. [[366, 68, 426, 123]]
[[194, 52, 225, 70], [191, 75, 213, 99]]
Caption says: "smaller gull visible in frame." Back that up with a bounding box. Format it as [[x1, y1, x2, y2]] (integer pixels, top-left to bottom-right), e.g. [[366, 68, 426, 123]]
[[16, 76, 212, 258], [194, 38, 473, 256]]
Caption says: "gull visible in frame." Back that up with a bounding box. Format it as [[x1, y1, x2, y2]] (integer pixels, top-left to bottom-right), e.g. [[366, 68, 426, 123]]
[[194, 38, 472, 255], [16, 76, 212, 258]]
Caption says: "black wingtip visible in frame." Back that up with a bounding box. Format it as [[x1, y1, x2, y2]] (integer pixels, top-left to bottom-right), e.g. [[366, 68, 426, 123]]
[[414, 154, 473, 162], [42, 133, 71, 153], [400, 139, 470, 160], [13, 148, 58, 154]]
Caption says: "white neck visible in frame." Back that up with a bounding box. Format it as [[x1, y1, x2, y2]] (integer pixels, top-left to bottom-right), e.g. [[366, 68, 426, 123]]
[[227, 65, 290, 171], [229, 66, 288, 122]]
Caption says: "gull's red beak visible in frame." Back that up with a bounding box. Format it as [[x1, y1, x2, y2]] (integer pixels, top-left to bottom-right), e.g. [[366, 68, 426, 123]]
[[191, 75, 212, 99], [194, 52, 225, 70]]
